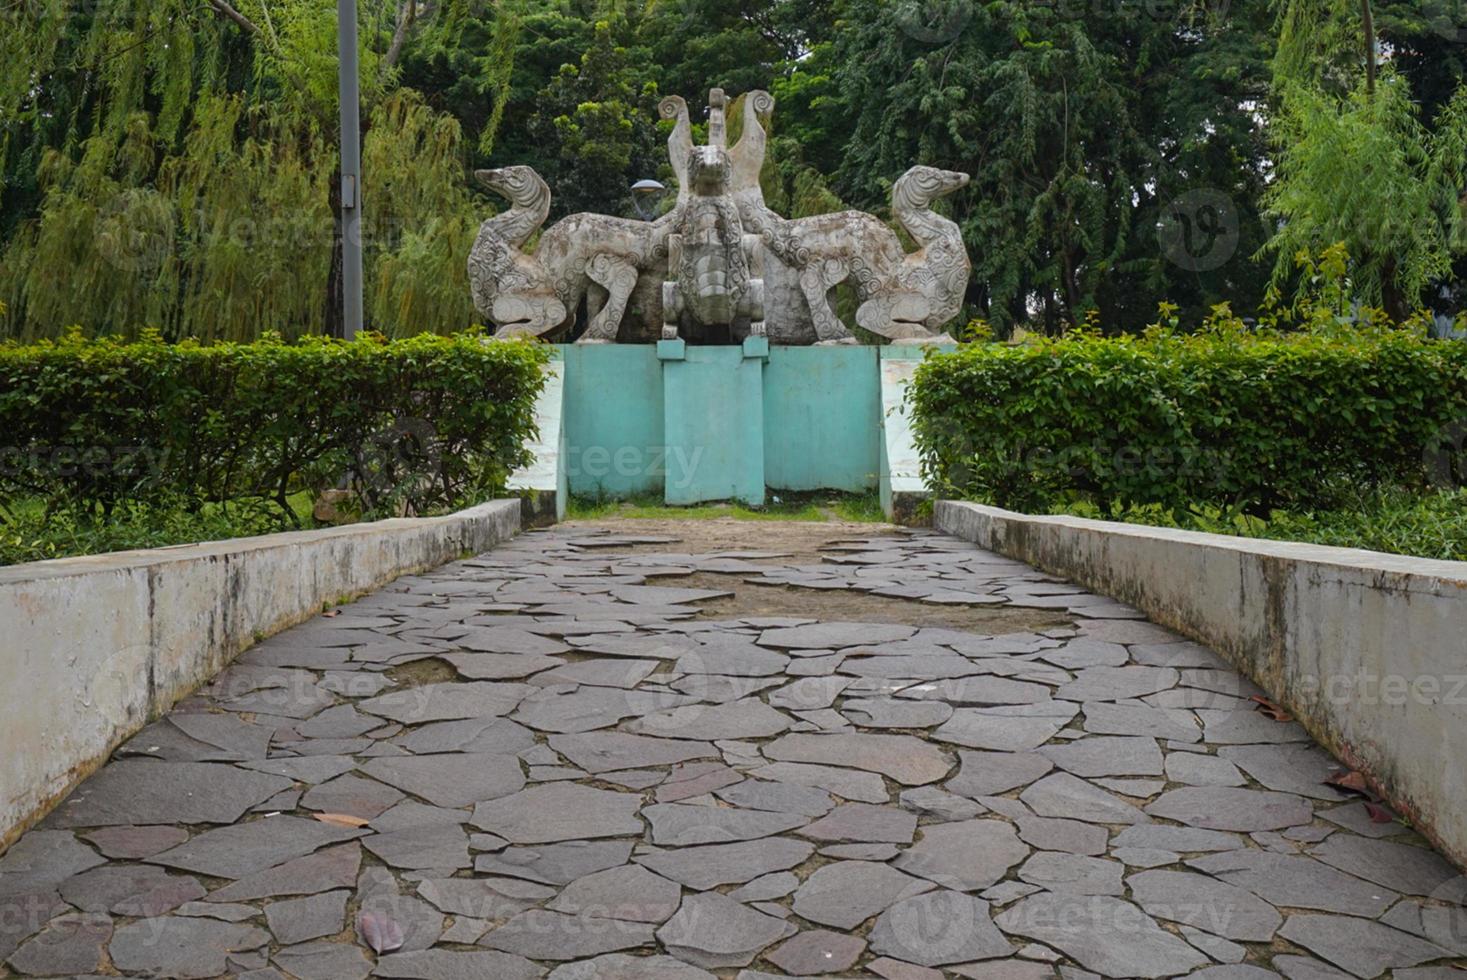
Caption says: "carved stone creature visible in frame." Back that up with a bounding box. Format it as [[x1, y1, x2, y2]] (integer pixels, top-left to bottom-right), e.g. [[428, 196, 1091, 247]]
[[467, 172, 679, 343], [732, 92, 972, 345], [661, 91, 765, 341], [855, 165, 973, 342], [466, 166, 566, 338]]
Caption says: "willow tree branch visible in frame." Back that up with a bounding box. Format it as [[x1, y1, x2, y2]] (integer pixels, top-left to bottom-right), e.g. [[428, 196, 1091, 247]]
[[206, 0, 265, 39], [1362, 0, 1376, 96], [379, 0, 417, 81]]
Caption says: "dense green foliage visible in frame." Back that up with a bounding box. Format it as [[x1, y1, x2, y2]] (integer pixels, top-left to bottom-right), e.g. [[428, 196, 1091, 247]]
[[3, 0, 1464, 339], [0, 332, 548, 539], [909, 304, 1467, 520]]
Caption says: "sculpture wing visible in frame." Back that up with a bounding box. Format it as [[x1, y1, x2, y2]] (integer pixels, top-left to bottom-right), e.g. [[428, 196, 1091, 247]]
[[660, 95, 693, 204], [729, 90, 774, 201]]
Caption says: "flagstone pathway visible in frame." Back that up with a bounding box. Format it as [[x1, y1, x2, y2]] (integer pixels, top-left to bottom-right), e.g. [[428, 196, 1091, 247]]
[[1, 520, 1464, 979]]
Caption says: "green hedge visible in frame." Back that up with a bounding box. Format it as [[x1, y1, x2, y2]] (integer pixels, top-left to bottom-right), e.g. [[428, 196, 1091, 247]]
[[909, 327, 1467, 517], [0, 331, 549, 522]]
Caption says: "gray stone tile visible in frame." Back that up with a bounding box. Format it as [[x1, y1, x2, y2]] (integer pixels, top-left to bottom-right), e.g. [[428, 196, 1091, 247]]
[[895, 819, 1029, 891], [548, 865, 681, 923], [636, 838, 814, 889], [762, 733, 954, 785], [109, 916, 269, 979], [1020, 774, 1149, 825], [1145, 787, 1313, 831], [359, 753, 524, 807], [58, 864, 204, 916], [797, 803, 916, 843], [869, 890, 1012, 967], [766, 927, 866, 974], [545, 952, 716, 979], [934, 704, 1077, 752], [1308, 835, 1461, 896], [264, 889, 347, 945], [358, 682, 530, 723], [841, 697, 953, 728], [482, 909, 656, 960], [6, 912, 111, 976], [656, 891, 796, 968], [946, 750, 1054, 797], [1055, 666, 1178, 702], [759, 622, 916, 648], [628, 698, 792, 740], [299, 773, 405, 819], [46, 761, 291, 827], [1018, 852, 1125, 896], [363, 823, 470, 871], [1216, 744, 1351, 800], [205, 842, 361, 902], [548, 732, 718, 773], [148, 816, 367, 879], [471, 783, 644, 843], [1278, 914, 1450, 978], [1126, 869, 1281, 940], [994, 893, 1209, 978], [416, 875, 554, 918], [1185, 850, 1399, 916], [791, 861, 934, 929], [476, 839, 634, 885], [714, 778, 834, 817], [272, 941, 373, 980], [899, 786, 984, 821], [642, 802, 808, 845], [1039, 736, 1163, 777], [748, 761, 889, 803], [375, 949, 544, 980]]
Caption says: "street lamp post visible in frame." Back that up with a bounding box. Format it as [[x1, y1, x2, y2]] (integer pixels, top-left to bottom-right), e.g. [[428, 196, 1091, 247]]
[[338, 0, 364, 339], [631, 179, 667, 221]]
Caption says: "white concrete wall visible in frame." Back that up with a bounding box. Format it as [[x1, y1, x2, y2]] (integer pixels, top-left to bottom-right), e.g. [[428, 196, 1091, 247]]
[[935, 500, 1467, 868], [0, 500, 520, 849]]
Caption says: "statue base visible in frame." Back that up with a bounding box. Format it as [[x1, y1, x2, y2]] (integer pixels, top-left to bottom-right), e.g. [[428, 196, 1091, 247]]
[[507, 342, 954, 523]]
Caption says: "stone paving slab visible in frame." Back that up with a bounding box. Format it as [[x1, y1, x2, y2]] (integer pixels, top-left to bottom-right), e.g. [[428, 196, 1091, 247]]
[[1, 522, 1464, 978]]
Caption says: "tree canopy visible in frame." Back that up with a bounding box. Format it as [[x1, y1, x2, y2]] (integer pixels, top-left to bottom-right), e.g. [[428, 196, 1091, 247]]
[[1, 0, 1464, 340]]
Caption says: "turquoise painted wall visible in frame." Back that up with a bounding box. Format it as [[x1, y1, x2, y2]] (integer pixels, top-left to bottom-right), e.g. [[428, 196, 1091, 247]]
[[559, 345, 664, 499], [763, 346, 880, 492], [556, 342, 912, 505]]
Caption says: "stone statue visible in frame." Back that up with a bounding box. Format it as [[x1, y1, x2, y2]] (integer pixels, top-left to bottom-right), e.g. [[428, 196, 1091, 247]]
[[467, 89, 971, 345], [661, 90, 766, 342]]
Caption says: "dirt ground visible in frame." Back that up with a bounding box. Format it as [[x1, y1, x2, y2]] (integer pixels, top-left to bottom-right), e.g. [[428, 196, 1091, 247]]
[[552, 517, 1072, 633]]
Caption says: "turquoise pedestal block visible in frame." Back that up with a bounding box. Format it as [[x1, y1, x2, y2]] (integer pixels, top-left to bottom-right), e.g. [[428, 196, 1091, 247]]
[[763, 346, 880, 493], [660, 342, 767, 505], [541, 342, 941, 517], [561, 344, 664, 499]]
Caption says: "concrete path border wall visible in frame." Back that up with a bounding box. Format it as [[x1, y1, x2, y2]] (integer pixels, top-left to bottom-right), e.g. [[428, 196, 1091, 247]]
[[935, 499, 1467, 869], [0, 499, 521, 850]]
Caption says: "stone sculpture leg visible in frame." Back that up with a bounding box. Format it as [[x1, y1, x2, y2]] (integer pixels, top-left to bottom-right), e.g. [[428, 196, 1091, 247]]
[[792, 258, 857, 345], [580, 253, 639, 344], [662, 234, 685, 341]]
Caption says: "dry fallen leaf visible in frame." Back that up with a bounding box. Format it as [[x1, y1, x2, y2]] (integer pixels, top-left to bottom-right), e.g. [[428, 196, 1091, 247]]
[[358, 910, 404, 954], [1363, 802, 1396, 824], [1325, 770, 1370, 795], [313, 812, 369, 828], [1249, 695, 1294, 722], [322, 609, 341, 618]]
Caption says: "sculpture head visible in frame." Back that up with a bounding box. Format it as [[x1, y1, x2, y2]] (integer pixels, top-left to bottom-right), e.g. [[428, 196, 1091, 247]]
[[893, 166, 970, 210], [687, 145, 733, 197], [474, 166, 549, 210]]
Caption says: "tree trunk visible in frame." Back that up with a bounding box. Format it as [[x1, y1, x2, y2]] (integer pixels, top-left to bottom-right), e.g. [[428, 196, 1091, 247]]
[[326, 163, 344, 338]]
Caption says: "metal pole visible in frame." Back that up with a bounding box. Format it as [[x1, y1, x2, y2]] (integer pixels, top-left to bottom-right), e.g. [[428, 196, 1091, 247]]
[[337, 0, 364, 339]]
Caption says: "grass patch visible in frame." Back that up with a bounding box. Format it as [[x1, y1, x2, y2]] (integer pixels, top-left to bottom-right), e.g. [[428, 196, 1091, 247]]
[[1060, 487, 1467, 562], [567, 490, 886, 523], [0, 492, 320, 566]]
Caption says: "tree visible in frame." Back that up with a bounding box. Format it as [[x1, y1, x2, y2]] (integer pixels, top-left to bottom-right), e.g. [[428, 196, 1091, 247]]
[[0, 0, 507, 340]]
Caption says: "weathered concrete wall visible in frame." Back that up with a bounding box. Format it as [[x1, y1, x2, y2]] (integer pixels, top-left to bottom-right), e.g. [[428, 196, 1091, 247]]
[[0, 499, 520, 850], [936, 500, 1467, 869]]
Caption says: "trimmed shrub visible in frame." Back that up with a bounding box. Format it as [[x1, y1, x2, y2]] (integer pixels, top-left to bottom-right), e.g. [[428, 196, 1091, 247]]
[[909, 326, 1467, 517], [0, 330, 549, 522]]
